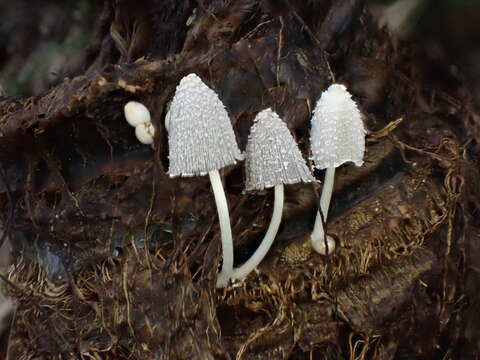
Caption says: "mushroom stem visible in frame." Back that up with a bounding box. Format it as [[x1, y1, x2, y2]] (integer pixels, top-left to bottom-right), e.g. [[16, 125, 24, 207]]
[[209, 170, 234, 288], [311, 167, 335, 254], [232, 184, 284, 281]]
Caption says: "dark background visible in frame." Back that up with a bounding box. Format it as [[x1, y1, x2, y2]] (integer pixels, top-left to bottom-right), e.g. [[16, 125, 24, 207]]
[[1, 0, 480, 105]]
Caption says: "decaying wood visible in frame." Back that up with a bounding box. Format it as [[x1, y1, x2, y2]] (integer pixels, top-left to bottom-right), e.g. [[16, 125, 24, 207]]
[[1, 0, 480, 358]]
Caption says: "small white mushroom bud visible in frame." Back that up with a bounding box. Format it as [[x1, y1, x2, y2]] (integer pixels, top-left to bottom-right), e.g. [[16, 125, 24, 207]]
[[135, 122, 155, 145], [124, 101, 151, 127]]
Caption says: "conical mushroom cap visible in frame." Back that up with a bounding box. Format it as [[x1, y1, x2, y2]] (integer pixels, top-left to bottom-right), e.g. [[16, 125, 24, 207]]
[[245, 108, 315, 191], [168, 73, 243, 177], [310, 84, 365, 169]]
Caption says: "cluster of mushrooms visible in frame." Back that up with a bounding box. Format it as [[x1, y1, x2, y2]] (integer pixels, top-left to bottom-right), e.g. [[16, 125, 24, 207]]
[[124, 74, 365, 288], [124, 101, 156, 145]]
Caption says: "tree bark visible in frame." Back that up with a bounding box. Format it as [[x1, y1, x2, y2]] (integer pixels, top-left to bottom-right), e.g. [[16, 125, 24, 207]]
[[1, 0, 480, 359]]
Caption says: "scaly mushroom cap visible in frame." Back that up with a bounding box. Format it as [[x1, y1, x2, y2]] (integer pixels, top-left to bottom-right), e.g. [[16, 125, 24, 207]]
[[310, 84, 365, 169], [245, 108, 315, 191], [135, 122, 155, 145], [168, 73, 243, 177]]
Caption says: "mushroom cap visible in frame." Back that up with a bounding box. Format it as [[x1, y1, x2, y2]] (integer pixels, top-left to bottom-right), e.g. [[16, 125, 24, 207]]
[[167, 73, 243, 177], [135, 122, 155, 145], [124, 101, 151, 127], [310, 84, 365, 169], [245, 108, 315, 191]]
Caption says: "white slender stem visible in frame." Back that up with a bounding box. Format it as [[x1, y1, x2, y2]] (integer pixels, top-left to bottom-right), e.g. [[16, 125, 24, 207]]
[[311, 167, 335, 254], [209, 170, 234, 288], [232, 185, 284, 281]]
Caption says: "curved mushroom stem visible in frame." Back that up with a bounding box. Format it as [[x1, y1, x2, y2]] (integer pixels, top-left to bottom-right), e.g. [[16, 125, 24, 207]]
[[209, 170, 234, 288], [311, 167, 336, 254], [232, 184, 284, 281]]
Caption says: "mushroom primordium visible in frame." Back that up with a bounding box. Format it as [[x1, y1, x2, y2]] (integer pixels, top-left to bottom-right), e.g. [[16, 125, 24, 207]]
[[124, 101, 151, 127], [166, 73, 244, 288], [124, 101, 155, 145], [309, 84, 365, 254], [135, 122, 155, 145], [232, 108, 314, 281]]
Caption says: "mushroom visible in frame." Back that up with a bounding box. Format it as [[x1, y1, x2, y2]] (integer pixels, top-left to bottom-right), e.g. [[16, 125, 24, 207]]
[[232, 108, 315, 281], [124, 101, 151, 127], [135, 122, 155, 145], [166, 73, 243, 288], [124, 101, 156, 146], [309, 84, 365, 254]]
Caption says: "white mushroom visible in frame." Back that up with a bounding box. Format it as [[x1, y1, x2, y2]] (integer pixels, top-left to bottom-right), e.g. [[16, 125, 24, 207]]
[[309, 84, 365, 254], [167, 73, 244, 288], [135, 122, 155, 145], [164, 107, 171, 133], [232, 109, 314, 281], [124, 101, 151, 127]]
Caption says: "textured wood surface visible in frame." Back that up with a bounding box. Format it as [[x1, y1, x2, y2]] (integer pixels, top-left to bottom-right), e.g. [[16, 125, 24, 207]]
[[0, 0, 479, 358]]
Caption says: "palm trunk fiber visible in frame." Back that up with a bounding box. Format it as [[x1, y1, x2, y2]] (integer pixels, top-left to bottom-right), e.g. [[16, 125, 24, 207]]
[[1, 0, 480, 359]]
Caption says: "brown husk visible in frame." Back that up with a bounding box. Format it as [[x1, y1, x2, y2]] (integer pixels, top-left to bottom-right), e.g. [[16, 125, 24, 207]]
[[1, 0, 480, 358]]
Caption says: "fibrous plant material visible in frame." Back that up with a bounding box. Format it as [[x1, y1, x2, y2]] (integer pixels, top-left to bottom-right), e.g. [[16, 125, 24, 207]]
[[167, 73, 243, 287], [232, 108, 314, 281], [0, 0, 479, 358], [135, 121, 155, 145], [310, 84, 365, 255], [124, 101, 155, 145]]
